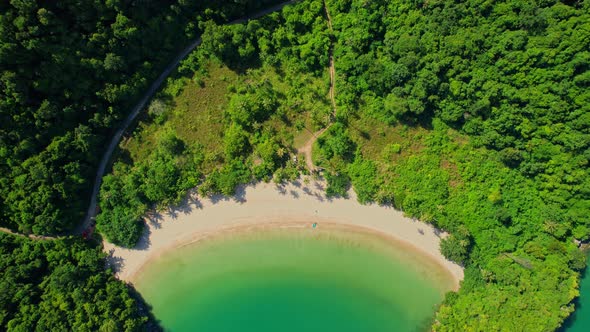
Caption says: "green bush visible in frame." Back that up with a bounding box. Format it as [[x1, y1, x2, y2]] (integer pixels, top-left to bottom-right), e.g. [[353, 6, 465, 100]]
[[348, 156, 379, 203], [317, 123, 355, 162], [325, 172, 350, 198]]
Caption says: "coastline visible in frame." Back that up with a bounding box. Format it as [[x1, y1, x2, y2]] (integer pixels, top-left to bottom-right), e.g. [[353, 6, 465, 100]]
[[103, 177, 464, 290]]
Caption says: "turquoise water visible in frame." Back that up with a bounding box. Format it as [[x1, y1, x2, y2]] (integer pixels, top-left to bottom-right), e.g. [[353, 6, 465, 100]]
[[135, 226, 455, 331], [561, 255, 590, 331]]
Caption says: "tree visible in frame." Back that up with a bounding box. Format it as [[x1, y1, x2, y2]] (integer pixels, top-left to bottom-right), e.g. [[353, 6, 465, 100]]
[[224, 123, 250, 160], [348, 156, 379, 203], [0, 234, 154, 330], [440, 226, 472, 265], [317, 122, 355, 162]]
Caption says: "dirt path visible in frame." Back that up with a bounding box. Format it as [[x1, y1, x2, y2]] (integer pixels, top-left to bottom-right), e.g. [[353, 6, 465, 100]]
[[75, 0, 300, 237], [298, 127, 329, 171], [325, 0, 336, 114], [0, 227, 56, 241], [0, 1, 299, 240], [298, 0, 336, 171]]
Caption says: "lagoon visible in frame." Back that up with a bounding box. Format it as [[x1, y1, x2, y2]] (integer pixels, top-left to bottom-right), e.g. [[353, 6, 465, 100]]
[[135, 225, 455, 331]]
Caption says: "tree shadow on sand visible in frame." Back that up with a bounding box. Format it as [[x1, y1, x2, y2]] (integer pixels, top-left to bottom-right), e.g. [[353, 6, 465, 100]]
[[145, 211, 164, 229], [106, 248, 126, 272], [134, 223, 153, 251], [208, 184, 249, 204], [275, 184, 287, 195], [433, 228, 442, 238], [153, 189, 204, 221]]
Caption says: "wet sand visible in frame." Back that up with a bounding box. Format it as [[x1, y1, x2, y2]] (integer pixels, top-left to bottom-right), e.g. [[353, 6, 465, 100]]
[[103, 177, 464, 289]]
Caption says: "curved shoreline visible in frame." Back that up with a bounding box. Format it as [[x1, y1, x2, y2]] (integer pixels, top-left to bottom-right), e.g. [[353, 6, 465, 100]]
[[103, 178, 464, 290]]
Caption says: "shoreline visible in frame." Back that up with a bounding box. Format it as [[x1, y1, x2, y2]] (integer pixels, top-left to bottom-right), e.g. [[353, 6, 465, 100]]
[[103, 177, 464, 290]]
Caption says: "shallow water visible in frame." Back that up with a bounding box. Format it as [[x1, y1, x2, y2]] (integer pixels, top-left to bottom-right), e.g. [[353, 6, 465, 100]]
[[134, 226, 455, 331]]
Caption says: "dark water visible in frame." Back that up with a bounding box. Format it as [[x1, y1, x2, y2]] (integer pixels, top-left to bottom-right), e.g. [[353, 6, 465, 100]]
[[135, 227, 456, 331]]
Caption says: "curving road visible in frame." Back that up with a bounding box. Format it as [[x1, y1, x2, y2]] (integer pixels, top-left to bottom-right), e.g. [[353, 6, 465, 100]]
[[76, 0, 299, 235], [76, 35, 204, 235], [0, 1, 298, 239]]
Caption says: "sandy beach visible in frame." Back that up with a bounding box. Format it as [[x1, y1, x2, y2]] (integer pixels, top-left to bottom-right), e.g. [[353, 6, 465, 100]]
[[103, 177, 464, 289]]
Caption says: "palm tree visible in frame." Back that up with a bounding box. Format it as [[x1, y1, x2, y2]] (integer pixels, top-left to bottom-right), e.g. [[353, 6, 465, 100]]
[[543, 220, 558, 235]]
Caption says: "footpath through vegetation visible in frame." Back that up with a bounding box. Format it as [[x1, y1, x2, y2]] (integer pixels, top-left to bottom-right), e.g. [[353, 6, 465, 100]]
[[0, 1, 300, 331], [0, 0, 298, 240], [1, 0, 589, 331], [298, 0, 337, 171], [96, 0, 590, 330], [77, 0, 299, 238]]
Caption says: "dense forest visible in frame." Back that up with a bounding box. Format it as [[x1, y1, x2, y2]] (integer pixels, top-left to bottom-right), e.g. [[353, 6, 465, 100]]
[[0, 0, 284, 329], [0, 234, 154, 330], [0, 0, 283, 235], [326, 0, 590, 329], [2, 0, 590, 330], [95, 0, 332, 246], [97, 0, 589, 330]]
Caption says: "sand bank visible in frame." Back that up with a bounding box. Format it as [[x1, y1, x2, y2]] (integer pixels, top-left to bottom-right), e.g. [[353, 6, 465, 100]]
[[103, 178, 464, 289]]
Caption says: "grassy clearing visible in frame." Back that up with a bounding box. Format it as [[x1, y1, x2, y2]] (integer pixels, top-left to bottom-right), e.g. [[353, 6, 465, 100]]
[[169, 65, 237, 150], [347, 112, 426, 167], [120, 62, 238, 172], [346, 111, 473, 194], [255, 64, 331, 151], [118, 57, 330, 175]]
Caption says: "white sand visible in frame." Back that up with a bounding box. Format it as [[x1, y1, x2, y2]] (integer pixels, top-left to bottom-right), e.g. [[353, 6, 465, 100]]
[[103, 177, 464, 289]]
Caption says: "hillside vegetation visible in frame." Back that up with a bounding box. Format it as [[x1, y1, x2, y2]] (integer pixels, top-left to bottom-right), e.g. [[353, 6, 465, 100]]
[[326, 0, 589, 329], [96, 0, 332, 246], [0, 234, 153, 331], [0, 0, 286, 330], [98, 0, 590, 330], [0, 0, 283, 235], [1, 0, 589, 330]]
